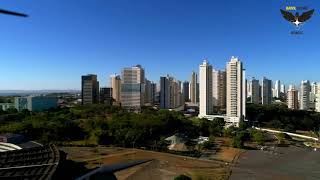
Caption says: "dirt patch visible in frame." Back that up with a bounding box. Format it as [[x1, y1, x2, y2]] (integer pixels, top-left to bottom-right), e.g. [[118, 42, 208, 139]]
[[214, 147, 243, 163], [60, 146, 238, 180]]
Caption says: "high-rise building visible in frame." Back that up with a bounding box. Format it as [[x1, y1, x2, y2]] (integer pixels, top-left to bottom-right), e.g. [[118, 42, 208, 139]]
[[100, 87, 113, 105], [272, 88, 276, 98], [150, 82, 157, 105], [212, 68, 219, 106], [226, 57, 246, 125], [217, 70, 227, 109], [275, 80, 281, 98], [311, 82, 318, 94], [288, 84, 294, 91], [249, 78, 260, 104], [280, 84, 286, 94], [183, 81, 190, 102], [212, 68, 227, 109], [261, 77, 272, 105], [300, 80, 311, 110], [160, 75, 183, 109], [160, 76, 171, 109], [190, 71, 198, 104], [315, 84, 320, 112], [81, 74, 99, 105], [121, 65, 145, 111], [174, 81, 181, 107], [310, 82, 318, 110], [287, 86, 299, 110], [199, 60, 213, 116], [155, 83, 161, 104], [111, 74, 121, 103], [247, 80, 252, 98], [144, 78, 152, 105], [196, 83, 200, 103]]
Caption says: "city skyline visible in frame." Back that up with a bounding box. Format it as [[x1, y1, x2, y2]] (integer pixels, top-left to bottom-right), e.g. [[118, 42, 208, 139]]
[[0, 58, 318, 91], [1, 0, 320, 90]]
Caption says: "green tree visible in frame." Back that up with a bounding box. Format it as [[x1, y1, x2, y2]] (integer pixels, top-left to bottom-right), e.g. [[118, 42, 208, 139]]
[[232, 131, 245, 148], [251, 131, 265, 145]]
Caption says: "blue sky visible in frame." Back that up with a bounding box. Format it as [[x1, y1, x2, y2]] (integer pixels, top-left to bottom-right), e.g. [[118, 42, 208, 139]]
[[0, 0, 319, 90]]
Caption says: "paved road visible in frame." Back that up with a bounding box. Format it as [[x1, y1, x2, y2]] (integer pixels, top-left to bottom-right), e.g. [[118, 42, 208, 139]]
[[230, 145, 320, 180], [253, 127, 319, 141]]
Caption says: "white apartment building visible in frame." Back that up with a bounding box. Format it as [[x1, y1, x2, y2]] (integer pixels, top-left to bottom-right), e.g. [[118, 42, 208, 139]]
[[226, 56, 246, 126], [199, 60, 213, 117], [300, 80, 310, 110]]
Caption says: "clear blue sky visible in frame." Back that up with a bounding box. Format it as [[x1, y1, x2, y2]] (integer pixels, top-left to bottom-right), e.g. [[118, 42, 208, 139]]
[[1, 0, 319, 90]]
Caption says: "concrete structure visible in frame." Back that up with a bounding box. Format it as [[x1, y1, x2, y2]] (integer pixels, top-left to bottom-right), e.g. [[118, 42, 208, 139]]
[[315, 93, 320, 113], [100, 87, 113, 105], [226, 57, 246, 126], [281, 84, 286, 94], [0, 142, 22, 152], [15, 96, 58, 112], [111, 74, 121, 103], [160, 75, 183, 109], [310, 82, 318, 110], [217, 70, 227, 109], [154, 84, 161, 105], [272, 88, 276, 98], [175, 80, 184, 108], [183, 81, 190, 102], [261, 77, 272, 105], [150, 82, 157, 105], [275, 80, 281, 98], [300, 80, 311, 110], [121, 65, 145, 111], [311, 82, 318, 95], [0, 144, 61, 179], [196, 83, 200, 103], [0, 103, 14, 111], [199, 60, 213, 117], [144, 78, 152, 105], [160, 76, 171, 109], [14, 97, 28, 111], [212, 69, 227, 109], [81, 74, 99, 105], [190, 71, 198, 104], [247, 80, 252, 99], [28, 96, 58, 111], [287, 86, 299, 109], [248, 77, 260, 104], [212, 68, 219, 106]]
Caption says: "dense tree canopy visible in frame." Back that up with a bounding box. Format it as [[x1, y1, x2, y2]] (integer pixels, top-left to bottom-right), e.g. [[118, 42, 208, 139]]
[[246, 104, 320, 131], [0, 105, 224, 147]]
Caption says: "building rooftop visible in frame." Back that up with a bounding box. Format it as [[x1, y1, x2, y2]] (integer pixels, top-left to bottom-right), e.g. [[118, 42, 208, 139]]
[[0, 144, 60, 180]]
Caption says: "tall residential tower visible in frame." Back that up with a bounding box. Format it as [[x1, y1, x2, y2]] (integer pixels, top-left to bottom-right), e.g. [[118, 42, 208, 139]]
[[111, 74, 121, 103], [287, 86, 298, 110], [261, 77, 272, 105], [249, 77, 260, 104], [190, 71, 198, 104], [300, 80, 311, 110], [199, 60, 213, 116], [226, 57, 246, 126]]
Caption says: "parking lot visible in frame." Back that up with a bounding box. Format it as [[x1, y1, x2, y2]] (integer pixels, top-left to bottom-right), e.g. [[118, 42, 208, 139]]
[[230, 145, 320, 180]]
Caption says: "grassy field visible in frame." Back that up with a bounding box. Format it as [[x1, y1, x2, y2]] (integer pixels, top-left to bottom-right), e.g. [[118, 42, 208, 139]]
[[60, 146, 242, 180]]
